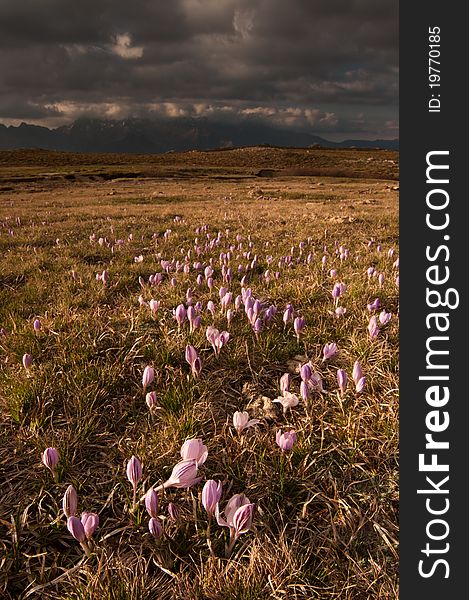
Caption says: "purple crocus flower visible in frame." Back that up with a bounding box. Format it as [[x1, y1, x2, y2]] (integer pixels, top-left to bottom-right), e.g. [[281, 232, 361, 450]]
[[279, 373, 291, 394], [300, 363, 312, 382], [352, 361, 364, 385], [202, 480, 223, 519], [67, 516, 86, 544], [22, 353, 32, 369], [276, 429, 297, 453], [215, 493, 255, 557], [157, 459, 202, 491], [42, 447, 59, 474], [180, 438, 208, 466], [145, 488, 159, 518], [81, 512, 99, 539], [379, 310, 392, 325], [174, 304, 187, 327], [355, 376, 366, 394], [322, 342, 338, 361], [293, 316, 305, 341], [337, 369, 347, 396], [368, 316, 380, 340], [148, 517, 163, 539], [142, 365, 155, 390], [62, 485, 78, 518], [127, 456, 142, 510]]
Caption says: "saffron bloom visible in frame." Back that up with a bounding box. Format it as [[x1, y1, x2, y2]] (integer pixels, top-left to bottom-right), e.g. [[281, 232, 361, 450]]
[[145, 391, 158, 410], [180, 438, 208, 466], [293, 316, 305, 340], [232, 411, 260, 435]]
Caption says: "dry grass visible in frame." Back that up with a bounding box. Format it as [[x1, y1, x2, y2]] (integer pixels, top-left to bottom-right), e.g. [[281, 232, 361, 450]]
[[0, 148, 398, 599]]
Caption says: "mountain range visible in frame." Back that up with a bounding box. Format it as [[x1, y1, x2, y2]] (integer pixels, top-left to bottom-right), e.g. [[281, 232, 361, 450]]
[[0, 118, 398, 154]]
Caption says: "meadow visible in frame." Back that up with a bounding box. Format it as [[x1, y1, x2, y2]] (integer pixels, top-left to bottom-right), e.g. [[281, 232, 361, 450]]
[[0, 147, 399, 600]]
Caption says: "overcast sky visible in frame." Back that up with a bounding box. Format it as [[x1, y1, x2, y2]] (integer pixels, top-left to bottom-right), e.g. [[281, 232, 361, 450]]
[[0, 0, 398, 140]]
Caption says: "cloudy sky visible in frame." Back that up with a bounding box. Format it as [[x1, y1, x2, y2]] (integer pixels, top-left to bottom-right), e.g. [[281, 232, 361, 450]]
[[0, 0, 398, 141]]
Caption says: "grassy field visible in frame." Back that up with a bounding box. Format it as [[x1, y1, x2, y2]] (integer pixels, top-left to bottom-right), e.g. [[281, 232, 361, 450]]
[[0, 148, 399, 600]]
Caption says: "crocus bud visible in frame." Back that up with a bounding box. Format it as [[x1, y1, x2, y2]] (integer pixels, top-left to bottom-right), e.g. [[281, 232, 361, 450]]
[[300, 380, 310, 401], [279, 373, 291, 394], [145, 488, 159, 518], [232, 502, 255, 539], [67, 516, 86, 543], [81, 512, 99, 539], [148, 517, 163, 539], [142, 365, 155, 390], [352, 361, 364, 385], [42, 447, 59, 472], [126, 456, 142, 488], [355, 376, 366, 394], [202, 480, 223, 518], [337, 369, 347, 396], [146, 391, 158, 410], [167, 502, 180, 522], [175, 304, 186, 326], [300, 363, 312, 382], [149, 299, 160, 313], [62, 485, 78, 518], [22, 353, 32, 369], [185, 345, 198, 367], [293, 317, 305, 340], [33, 318, 41, 332]]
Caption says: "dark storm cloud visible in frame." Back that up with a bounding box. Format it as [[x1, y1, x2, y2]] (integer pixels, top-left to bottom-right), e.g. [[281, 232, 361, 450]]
[[0, 0, 398, 139]]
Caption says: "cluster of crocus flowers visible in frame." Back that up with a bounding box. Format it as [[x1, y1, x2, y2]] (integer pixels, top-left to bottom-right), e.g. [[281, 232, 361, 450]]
[[63, 485, 99, 557], [145, 488, 163, 540], [206, 326, 230, 356], [67, 512, 99, 557]]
